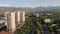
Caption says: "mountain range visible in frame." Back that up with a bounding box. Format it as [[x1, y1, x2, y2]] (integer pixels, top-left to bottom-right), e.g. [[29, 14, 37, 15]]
[[0, 6, 60, 12]]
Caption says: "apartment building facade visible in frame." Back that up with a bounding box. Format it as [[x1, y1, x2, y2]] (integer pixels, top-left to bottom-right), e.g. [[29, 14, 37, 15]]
[[1, 11, 25, 34]]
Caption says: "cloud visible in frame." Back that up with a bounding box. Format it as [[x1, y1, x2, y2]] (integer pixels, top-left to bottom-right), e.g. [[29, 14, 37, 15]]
[[0, 4, 39, 8], [18, 5, 40, 8], [21, 5, 34, 7], [42, 3, 60, 7], [0, 3, 60, 7], [0, 4, 12, 7]]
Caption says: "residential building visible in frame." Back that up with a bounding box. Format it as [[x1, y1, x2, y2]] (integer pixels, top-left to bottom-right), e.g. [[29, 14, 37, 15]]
[[15, 11, 20, 28], [20, 11, 25, 27], [3, 11, 9, 17], [44, 18, 51, 23], [7, 12, 16, 32]]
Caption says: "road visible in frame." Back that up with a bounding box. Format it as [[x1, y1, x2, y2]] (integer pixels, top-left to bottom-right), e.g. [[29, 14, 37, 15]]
[[52, 27, 57, 34], [39, 19, 51, 34], [42, 24, 50, 34], [28, 16, 36, 34]]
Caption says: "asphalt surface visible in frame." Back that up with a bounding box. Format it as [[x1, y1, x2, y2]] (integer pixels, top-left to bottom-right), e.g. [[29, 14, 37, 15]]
[[28, 17, 36, 34], [42, 24, 50, 34]]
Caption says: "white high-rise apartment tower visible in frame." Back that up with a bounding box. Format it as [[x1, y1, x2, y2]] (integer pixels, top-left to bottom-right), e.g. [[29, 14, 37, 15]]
[[6, 11, 25, 32], [15, 11, 20, 28], [20, 11, 25, 27], [7, 12, 16, 32]]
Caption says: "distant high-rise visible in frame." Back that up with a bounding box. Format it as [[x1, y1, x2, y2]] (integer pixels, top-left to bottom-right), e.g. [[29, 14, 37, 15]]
[[7, 12, 16, 32], [15, 11, 20, 28], [4, 11, 9, 17], [15, 11, 25, 28], [20, 11, 25, 27], [4, 11, 9, 26]]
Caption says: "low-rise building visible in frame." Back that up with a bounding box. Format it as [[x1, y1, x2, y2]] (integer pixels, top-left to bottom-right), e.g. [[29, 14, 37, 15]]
[[44, 18, 51, 23]]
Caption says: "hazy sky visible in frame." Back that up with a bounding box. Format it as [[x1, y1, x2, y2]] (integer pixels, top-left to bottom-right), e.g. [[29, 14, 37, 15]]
[[0, 0, 60, 7]]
